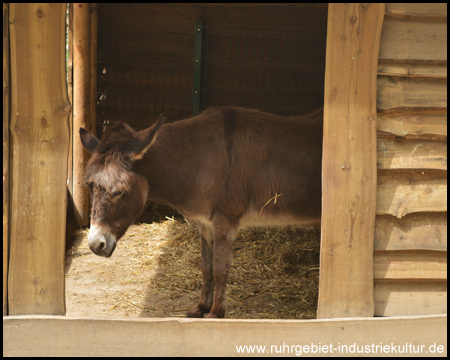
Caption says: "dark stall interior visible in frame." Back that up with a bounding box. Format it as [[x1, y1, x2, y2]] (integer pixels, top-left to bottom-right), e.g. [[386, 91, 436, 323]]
[[96, 3, 328, 134]]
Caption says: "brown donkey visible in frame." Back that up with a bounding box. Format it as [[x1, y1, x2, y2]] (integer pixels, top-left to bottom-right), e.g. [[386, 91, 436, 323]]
[[80, 106, 323, 318]]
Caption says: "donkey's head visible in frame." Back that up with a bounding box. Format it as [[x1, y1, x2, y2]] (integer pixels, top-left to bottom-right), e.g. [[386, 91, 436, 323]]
[[80, 116, 166, 257]]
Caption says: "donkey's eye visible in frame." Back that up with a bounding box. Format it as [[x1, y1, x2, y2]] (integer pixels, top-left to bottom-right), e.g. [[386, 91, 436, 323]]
[[111, 190, 125, 199]]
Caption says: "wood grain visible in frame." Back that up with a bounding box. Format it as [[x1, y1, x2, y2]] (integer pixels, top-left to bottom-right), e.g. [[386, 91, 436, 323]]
[[319, 3, 384, 319], [377, 139, 447, 170], [375, 213, 447, 251], [72, 3, 92, 227], [373, 251, 447, 281], [376, 171, 447, 218], [3, 315, 448, 357], [374, 281, 447, 316], [8, 3, 69, 315], [379, 16, 447, 61], [3, 3, 10, 316], [377, 109, 447, 139], [377, 76, 447, 110]]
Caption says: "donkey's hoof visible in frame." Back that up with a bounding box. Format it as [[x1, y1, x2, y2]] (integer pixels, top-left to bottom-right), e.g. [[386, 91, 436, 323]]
[[186, 307, 204, 318], [206, 310, 225, 318]]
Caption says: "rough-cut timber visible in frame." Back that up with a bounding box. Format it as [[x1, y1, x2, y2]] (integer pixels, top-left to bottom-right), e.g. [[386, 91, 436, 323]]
[[377, 139, 447, 171], [319, 3, 384, 319], [3, 315, 448, 357], [375, 213, 447, 251], [375, 3, 447, 318], [379, 16, 447, 61], [377, 76, 447, 111], [72, 3, 93, 227], [374, 282, 447, 317], [3, 3, 10, 316], [373, 252, 447, 281], [377, 109, 447, 139], [8, 3, 69, 315], [376, 171, 447, 218]]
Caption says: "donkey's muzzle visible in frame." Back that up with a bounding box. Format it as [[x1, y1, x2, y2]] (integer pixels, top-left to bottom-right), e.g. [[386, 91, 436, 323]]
[[88, 223, 117, 257]]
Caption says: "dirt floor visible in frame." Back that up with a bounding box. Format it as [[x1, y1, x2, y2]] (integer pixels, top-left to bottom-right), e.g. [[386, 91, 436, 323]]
[[65, 206, 320, 319]]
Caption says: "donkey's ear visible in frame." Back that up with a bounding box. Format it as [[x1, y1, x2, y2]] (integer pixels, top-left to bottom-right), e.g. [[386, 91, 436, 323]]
[[80, 127, 100, 154], [128, 114, 167, 160]]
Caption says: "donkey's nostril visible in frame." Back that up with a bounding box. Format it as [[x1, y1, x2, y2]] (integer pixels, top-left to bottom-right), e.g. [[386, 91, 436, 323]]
[[98, 238, 107, 251]]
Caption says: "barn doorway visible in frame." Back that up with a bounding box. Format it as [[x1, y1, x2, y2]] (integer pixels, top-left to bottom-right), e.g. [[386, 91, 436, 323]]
[[66, 3, 327, 320]]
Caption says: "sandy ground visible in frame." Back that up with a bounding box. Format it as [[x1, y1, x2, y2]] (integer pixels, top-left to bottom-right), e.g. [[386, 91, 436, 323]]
[[65, 221, 198, 318]]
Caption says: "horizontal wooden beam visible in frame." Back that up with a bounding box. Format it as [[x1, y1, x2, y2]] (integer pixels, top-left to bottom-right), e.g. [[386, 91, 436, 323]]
[[385, 3, 447, 18], [375, 213, 447, 251], [374, 252, 447, 281], [377, 139, 447, 171], [374, 281, 447, 316], [377, 171, 447, 217], [379, 17, 447, 61], [377, 61, 447, 78], [377, 76, 447, 110], [3, 315, 448, 357], [377, 109, 447, 139]]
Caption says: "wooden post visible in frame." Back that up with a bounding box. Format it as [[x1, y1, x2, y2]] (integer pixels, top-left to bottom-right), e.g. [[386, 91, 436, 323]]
[[3, 3, 10, 316], [8, 3, 69, 315], [90, 4, 98, 137], [72, 3, 92, 227], [67, 3, 74, 215], [318, 3, 385, 318]]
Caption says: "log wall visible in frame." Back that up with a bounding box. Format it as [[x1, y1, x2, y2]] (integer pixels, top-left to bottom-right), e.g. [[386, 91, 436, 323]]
[[375, 3, 447, 316]]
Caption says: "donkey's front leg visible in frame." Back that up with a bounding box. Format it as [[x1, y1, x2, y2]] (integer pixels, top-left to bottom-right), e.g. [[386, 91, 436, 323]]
[[186, 222, 214, 318], [206, 215, 237, 318]]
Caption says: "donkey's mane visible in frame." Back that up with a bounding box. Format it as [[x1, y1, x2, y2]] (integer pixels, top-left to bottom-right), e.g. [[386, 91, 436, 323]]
[[83, 122, 139, 193]]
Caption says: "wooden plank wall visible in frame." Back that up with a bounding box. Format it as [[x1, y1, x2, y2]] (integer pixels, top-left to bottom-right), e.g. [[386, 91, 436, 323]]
[[8, 3, 69, 315], [318, 3, 384, 319], [96, 4, 328, 134], [375, 3, 447, 316]]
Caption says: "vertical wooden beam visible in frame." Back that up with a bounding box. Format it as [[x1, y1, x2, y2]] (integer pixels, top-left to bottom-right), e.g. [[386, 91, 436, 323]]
[[67, 3, 74, 211], [72, 3, 91, 226], [8, 3, 69, 315], [89, 4, 98, 136], [3, 2, 10, 316], [318, 3, 385, 318]]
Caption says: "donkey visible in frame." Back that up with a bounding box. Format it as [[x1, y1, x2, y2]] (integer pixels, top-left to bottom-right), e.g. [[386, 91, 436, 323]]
[[80, 106, 323, 318]]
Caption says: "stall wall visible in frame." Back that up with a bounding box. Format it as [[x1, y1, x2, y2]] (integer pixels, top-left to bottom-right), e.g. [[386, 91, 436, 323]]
[[374, 3, 447, 316]]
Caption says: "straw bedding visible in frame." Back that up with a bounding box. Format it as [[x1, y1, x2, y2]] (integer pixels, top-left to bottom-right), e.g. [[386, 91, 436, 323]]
[[65, 204, 320, 319]]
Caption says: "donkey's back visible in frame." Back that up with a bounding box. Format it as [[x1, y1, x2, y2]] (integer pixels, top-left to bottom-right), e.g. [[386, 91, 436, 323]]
[[151, 106, 323, 228]]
